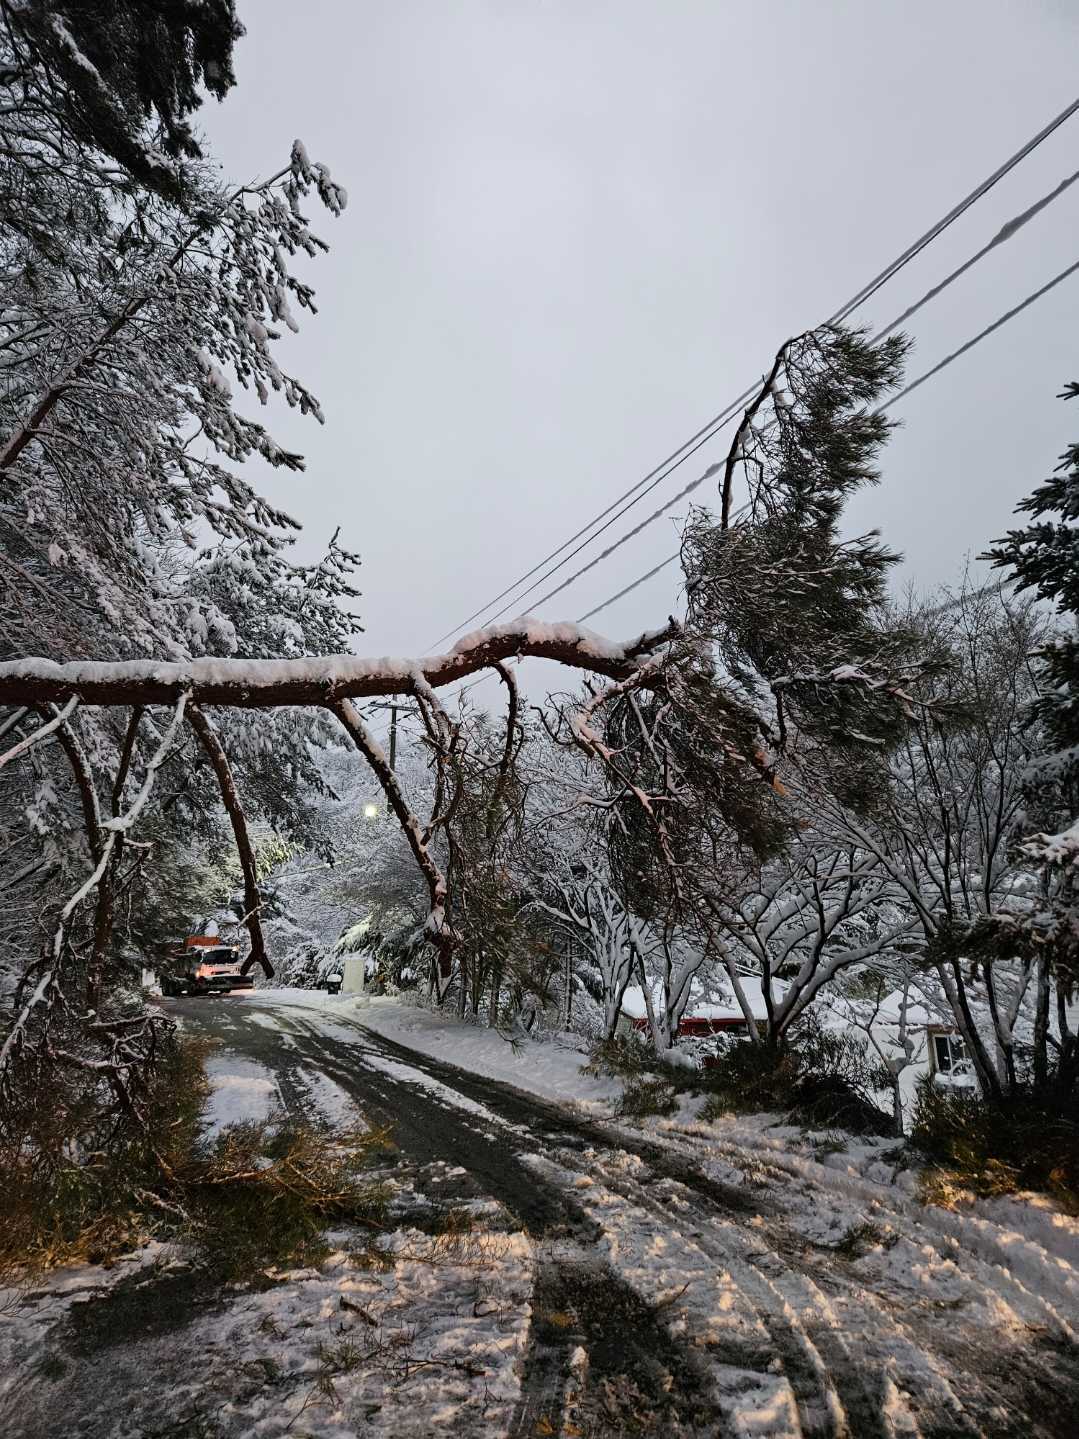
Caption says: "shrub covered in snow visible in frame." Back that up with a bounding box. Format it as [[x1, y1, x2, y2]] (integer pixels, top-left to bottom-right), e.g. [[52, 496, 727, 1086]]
[[699, 1023, 893, 1135]]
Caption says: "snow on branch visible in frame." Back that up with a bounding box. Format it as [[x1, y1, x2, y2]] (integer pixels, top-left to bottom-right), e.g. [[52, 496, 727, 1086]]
[[0, 695, 78, 769], [0, 693, 190, 1087], [1023, 817, 1079, 871], [0, 620, 680, 708]]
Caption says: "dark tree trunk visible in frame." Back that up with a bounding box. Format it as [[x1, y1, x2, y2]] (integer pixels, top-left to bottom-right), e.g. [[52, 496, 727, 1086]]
[[1033, 954, 1051, 1092], [187, 704, 272, 978]]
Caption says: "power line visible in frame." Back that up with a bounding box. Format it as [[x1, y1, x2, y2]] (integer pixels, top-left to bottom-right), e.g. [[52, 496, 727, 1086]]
[[447, 242, 1079, 709], [445, 494, 755, 713], [576, 553, 681, 626], [874, 163, 1079, 342], [829, 94, 1079, 324], [496, 158, 1079, 625], [428, 385, 758, 648], [430, 93, 1079, 651], [880, 254, 1079, 413], [576, 254, 1079, 629], [439, 103, 1079, 702], [470, 449, 725, 634]]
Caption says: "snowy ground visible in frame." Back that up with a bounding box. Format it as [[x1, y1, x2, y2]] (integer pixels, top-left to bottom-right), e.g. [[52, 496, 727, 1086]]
[[0, 1222, 533, 1439], [201, 1052, 282, 1138], [2, 987, 1077, 1438], [347, 994, 624, 1111], [0, 1011, 535, 1439], [342, 994, 1079, 1274]]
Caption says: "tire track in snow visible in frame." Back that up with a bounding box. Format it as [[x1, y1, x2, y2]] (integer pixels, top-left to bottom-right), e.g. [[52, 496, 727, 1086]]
[[179, 1001, 1079, 1438], [222, 1005, 731, 1437], [527, 1142, 871, 1439], [641, 1120, 1079, 1341], [537, 1136, 1078, 1439], [301, 1008, 1079, 1437]]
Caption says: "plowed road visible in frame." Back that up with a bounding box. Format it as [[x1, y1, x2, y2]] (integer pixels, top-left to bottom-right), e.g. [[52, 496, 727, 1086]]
[[170, 994, 1079, 1439]]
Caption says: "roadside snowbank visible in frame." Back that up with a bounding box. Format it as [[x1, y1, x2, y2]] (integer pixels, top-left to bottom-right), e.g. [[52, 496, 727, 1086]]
[[242, 985, 355, 1013], [353, 997, 623, 1112]]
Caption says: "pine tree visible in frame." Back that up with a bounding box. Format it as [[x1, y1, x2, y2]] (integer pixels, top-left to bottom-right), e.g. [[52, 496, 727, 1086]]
[[0, 4, 355, 1006], [987, 382, 1079, 1094], [683, 326, 922, 797], [989, 382, 1079, 797], [5, 0, 243, 199], [555, 326, 932, 1045]]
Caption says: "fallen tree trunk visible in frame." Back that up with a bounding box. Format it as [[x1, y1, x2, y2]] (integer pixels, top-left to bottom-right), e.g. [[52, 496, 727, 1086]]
[[0, 621, 678, 708]]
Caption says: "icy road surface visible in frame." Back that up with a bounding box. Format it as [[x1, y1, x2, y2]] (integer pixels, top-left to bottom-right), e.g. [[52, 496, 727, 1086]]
[[2, 990, 1077, 1438]]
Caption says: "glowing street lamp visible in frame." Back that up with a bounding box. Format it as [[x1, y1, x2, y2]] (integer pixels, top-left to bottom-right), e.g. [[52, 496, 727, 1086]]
[[363, 802, 379, 820]]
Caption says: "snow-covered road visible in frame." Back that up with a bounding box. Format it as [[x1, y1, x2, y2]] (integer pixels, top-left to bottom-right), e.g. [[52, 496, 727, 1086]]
[[3, 991, 1078, 1438]]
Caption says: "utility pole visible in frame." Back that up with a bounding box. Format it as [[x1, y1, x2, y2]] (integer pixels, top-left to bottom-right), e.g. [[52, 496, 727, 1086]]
[[388, 704, 398, 771]]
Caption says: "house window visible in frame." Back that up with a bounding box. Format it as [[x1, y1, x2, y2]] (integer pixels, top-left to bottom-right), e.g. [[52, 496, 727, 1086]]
[[932, 1033, 967, 1074]]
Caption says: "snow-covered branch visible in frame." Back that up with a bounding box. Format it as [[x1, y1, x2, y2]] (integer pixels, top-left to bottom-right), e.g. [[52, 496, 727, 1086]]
[[0, 620, 679, 708], [0, 695, 78, 770], [0, 693, 189, 1086]]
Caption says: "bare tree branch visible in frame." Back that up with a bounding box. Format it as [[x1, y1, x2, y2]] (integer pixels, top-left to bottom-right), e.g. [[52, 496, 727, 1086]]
[[186, 704, 272, 979], [328, 698, 456, 989], [0, 693, 190, 1088], [37, 701, 103, 864], [487, 661, 520, 842], [721, 338, 795, 529], [111, 705, 144, 816]]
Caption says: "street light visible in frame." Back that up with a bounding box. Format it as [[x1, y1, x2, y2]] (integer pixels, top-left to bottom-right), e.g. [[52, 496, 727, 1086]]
[[363, 802, 378, 820]]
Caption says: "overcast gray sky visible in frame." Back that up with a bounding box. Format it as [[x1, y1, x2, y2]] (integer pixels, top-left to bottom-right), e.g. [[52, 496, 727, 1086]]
[[203, 1, 1079, 701]]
